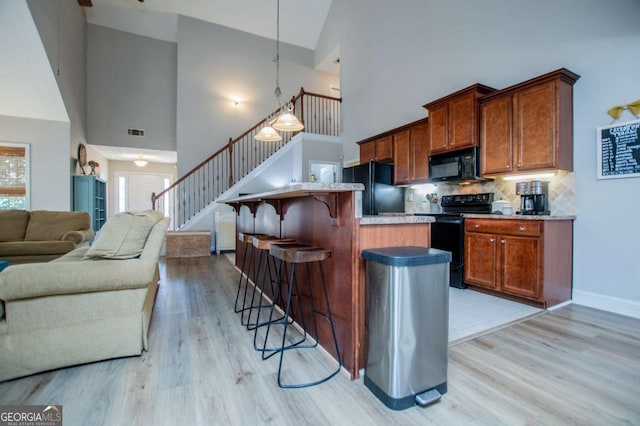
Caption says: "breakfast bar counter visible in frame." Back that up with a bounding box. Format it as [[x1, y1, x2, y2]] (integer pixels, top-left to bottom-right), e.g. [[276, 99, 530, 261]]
[[222, 183, 433, 378]]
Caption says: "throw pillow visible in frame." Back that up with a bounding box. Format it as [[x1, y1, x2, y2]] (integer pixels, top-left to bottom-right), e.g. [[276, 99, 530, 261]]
[[84, 210, 163, 259]]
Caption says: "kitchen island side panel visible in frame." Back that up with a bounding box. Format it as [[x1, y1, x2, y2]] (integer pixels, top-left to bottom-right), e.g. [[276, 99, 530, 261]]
[[279, 192, 358, 376]]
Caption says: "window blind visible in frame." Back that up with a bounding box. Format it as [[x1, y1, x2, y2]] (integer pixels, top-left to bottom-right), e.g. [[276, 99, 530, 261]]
[[0, 146, 27, 196]]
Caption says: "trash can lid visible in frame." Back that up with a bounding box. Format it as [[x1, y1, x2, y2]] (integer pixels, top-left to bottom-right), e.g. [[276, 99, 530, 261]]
[[361, 246, 451, 266]]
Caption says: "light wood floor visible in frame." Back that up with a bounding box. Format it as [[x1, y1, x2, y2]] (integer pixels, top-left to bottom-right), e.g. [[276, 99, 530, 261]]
[[1, 255, 639, 425]]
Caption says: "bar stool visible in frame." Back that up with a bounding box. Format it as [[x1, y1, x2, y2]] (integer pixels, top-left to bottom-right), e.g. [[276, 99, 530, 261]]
[[242, 235, 295, 328], [234, 232, 265, 316], [268, 244, 342, 388], [257, 243, 312, 360]]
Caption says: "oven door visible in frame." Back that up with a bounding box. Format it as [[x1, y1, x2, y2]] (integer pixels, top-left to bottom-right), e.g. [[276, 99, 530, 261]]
[[430, 215, 466, 289]]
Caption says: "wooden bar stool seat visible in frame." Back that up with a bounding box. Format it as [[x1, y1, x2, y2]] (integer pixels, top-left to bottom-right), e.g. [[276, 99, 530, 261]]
[[267, 245, 342, 388], [269, 244, 332, 264]]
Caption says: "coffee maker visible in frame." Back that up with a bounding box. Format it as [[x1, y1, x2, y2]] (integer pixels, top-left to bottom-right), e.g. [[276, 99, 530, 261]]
[[516, 180, 549, 215]]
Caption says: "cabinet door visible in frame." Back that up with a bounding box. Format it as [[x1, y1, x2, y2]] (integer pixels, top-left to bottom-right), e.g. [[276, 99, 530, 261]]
[[359, 141, 375, 164], [464, 232, 497, 289], [498, 235, 541, 299], [410, 122, 429, 182], [514, 81, 557, 171], [480, 95, 513, 175], [428, 104, 448, 154], [392, 130, 411, 185], [448, 92, 477, 150], [375, 136, 393, 162]]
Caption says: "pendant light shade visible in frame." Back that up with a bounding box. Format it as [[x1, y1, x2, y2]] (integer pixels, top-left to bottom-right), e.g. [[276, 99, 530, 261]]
[[272, 107, 304, 132], [255, 124, 283, 142]]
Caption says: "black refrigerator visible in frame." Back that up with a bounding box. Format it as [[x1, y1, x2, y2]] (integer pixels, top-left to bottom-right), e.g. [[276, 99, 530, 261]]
[[342, 162, 405, 215]]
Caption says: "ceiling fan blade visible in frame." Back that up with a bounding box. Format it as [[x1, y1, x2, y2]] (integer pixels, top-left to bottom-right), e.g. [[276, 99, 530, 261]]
[[77, 0, 93, 7]]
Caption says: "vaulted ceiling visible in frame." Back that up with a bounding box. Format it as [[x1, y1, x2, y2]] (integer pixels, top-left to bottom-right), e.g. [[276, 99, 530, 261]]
[[83, 0, 333, 49]]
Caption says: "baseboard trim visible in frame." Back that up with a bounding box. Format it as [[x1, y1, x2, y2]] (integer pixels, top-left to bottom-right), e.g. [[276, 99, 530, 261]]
[[573, 290, 640, 319]]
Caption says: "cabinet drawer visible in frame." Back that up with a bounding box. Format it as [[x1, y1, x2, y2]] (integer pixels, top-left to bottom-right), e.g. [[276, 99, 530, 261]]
[[465, 219, 541, 237]]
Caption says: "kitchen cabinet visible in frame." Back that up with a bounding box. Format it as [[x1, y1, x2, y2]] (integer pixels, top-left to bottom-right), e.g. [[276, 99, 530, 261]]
[[393, 119, 429, 185], [479, 68, 580, 176], [464, 218, 573, 307], [359, 135, 393, 163], [392, 129, 411, 184], [73, 175, 106, 232], [423, 84, 495, 155]]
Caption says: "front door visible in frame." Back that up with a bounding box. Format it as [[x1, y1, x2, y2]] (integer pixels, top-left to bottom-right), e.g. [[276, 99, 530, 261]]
[[115, 172, 172, 218]]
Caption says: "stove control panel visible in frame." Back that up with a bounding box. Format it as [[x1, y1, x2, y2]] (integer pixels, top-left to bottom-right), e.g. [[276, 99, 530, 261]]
[[441, 192, 494, 208]]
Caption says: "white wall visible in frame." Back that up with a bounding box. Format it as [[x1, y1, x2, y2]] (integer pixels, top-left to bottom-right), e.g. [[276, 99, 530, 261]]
[[28, 0, 87, 172], [0, 1, 71, 210], [87, 24, 177, 152], [176, 16, 339, 175], [318, 0, 640, 315], [0, 116, 71, 211], [0, 1, 68, 122]]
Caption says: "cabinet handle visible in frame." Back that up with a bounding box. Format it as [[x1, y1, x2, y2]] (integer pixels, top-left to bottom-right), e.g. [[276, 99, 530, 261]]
[[474, 224, 480, 229], [519, 226, 525, 232], [506, 165, 511, 169], [490, 238, 495, 242], [517, 163, 522, 167], [501, 240, 505, 244]]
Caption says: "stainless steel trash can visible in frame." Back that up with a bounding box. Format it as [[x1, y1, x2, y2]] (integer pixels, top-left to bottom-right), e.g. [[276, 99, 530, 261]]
[[361, 246, 451, 410]]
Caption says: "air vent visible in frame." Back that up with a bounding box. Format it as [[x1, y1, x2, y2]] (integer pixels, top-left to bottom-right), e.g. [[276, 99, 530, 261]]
[[127, 128, 145, 137]]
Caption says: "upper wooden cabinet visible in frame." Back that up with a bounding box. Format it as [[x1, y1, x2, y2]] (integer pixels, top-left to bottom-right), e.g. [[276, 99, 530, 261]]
[[393, 119, 429, 185], [480, 68, 580, 176], [423, 84, 495, 155], [359, 135, 393, 163], [410, 121, 429, 183], [392, 129, 411, 184]]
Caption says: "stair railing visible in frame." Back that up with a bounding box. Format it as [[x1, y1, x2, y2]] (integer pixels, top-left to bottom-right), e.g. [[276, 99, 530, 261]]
[[152, 87, 341, 229]]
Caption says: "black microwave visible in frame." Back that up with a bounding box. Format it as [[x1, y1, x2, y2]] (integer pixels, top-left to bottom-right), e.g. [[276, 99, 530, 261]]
[[428, 147, 483, 183]]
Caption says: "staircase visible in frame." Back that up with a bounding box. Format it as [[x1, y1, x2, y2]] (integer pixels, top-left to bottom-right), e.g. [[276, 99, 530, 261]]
[[152, 88, 342, 231]]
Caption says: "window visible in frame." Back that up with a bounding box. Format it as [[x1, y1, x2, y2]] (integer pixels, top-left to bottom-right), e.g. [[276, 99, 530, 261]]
[[0, 143, 30, 210], [118, 175, 127, 213]]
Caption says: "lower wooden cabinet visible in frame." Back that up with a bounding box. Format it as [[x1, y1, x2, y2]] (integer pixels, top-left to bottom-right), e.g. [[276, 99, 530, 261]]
[[464, 218, 572, 307]]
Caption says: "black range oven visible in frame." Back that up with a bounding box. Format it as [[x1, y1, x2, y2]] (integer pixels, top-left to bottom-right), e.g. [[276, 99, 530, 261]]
[[416, 193, 493, 288]]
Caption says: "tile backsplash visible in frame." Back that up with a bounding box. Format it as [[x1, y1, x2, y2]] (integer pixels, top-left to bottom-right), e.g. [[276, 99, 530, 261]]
[[405, 171, 576, 215]]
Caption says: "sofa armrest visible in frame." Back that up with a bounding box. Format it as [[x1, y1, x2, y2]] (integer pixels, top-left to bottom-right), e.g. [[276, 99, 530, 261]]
[[0, 259, 157, 301], [62, 228, 94, 244]]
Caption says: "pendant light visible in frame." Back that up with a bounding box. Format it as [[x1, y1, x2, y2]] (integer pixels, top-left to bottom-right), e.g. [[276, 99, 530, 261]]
[[255, 120, 282, 142], [134, 156, 148, 167], [255, 0, 304, 141]]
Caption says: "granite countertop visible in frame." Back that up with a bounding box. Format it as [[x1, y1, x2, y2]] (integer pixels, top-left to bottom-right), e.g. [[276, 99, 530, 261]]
[[359, 215, 434, 225], [220, 182, 365, 203], [463, 213, 576, 221]]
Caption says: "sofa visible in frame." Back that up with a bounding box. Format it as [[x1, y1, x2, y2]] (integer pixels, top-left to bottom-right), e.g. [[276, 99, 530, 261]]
[[0, 210, 94, 264], [0, 210, 170, 382]]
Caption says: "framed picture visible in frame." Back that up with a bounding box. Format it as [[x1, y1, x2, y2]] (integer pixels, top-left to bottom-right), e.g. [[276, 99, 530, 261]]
[[596, 119, 640, 179]]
